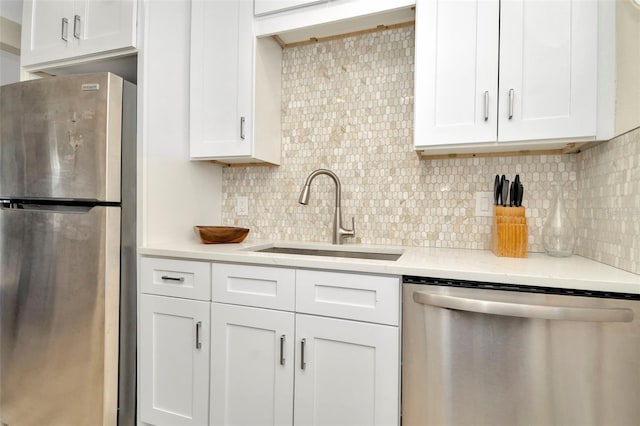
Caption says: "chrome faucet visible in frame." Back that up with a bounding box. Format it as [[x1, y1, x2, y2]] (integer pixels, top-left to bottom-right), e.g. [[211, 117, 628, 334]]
[[298, 169, 355, 245]]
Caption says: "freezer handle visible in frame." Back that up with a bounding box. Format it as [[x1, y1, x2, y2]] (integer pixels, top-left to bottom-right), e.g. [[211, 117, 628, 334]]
[[413, 291, 634, 323], [0, 201, 92, 213]]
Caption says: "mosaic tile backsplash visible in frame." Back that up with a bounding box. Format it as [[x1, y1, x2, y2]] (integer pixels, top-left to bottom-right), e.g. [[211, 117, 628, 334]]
[[221, 25, 638, 275], [576, 130, 640, 275]]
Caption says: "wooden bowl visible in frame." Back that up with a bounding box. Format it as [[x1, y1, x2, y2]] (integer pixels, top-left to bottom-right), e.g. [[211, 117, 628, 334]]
[[194, 226, 250, 244]]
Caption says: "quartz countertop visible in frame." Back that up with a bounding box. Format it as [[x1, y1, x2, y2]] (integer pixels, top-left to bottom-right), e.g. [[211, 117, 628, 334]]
[[139, 239, 640, 295]]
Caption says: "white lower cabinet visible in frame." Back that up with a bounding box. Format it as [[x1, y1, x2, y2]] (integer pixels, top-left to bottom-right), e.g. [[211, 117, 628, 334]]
[[210, 264, 400, 426], [210, 303, 295, 426], [140, 258, 400, 426], [139, 294, 211, 426], [210, 306, 399, 426], [293, 314, 399, 426]]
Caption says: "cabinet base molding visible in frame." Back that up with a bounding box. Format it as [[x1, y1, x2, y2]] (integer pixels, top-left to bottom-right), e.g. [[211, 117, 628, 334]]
[[209, 160, 279, 167], [418, 141, 593, 160]]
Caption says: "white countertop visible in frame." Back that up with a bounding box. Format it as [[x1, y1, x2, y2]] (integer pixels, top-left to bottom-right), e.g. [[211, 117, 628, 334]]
[[139, 239, 640, 295]]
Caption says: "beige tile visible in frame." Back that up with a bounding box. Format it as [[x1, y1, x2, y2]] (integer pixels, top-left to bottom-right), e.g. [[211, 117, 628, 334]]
[[221, 25, 638, 275]]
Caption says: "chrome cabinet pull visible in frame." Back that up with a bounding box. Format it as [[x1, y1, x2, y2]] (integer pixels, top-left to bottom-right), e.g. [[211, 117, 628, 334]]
[[61, 18, 69, 41], [413, 292, 634, 323], [195, 321, 202, 349], [161, 275, 184, 282], [240, 116, 246, 140], [73, 15, 81, 39], [280, 335, 286, 366], [300, 338, 306, 370], [508, 89, 514, 120], [483, 91, 489, 122]]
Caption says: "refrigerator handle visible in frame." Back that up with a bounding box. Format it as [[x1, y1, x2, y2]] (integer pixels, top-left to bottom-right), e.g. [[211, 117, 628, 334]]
[[413, 291, 634, 323]]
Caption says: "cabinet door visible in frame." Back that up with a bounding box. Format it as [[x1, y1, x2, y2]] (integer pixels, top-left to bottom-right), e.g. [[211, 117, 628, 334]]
[[414, 0, 499, 148], [73, 0, 137, 58], [140, 295, 210, 426], [190, 0, 253, 159], [211, 303, 294, 426], [498, 0, 597, 142], [254, 0, 326, 16], [21, 0, 73, 66], [294, 314, 400, 426]]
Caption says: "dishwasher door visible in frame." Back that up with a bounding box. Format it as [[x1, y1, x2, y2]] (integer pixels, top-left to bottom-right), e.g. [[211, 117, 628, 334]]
[[402, 278, 640, 426]]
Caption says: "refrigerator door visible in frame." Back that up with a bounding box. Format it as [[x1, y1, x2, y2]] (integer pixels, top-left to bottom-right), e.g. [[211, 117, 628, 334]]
[[0, 205, 121, 426], [0, 73, 122, 202]]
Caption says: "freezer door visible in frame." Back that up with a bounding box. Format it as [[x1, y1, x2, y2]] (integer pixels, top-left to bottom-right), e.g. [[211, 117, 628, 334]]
[[0, 205, 121, 426], [0, 73, 123, 201]]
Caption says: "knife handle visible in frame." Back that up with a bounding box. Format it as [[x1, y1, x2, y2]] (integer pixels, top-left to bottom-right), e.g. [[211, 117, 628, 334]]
[[516, 183, 524, 207], [501, 179, 509, 207]]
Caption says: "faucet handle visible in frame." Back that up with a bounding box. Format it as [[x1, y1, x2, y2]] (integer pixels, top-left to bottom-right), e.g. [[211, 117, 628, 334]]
[[351, 217, 356, 233]]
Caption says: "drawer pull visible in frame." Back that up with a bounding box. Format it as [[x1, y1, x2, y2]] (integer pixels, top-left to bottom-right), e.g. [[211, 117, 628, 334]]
[[161, 275, 184, 282]]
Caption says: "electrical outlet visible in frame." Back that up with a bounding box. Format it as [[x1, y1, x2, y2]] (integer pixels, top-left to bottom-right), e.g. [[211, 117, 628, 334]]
[[236, 196, 248, 216], [475, 192, 494, 217]]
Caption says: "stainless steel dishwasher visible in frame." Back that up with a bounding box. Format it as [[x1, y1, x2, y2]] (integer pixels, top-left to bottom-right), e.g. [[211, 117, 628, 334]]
[[402, 276, 640, 426]]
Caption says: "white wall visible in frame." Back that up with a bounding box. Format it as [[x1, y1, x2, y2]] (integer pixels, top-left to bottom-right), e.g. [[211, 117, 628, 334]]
[[0, 50, 19, 85], [615, 0, 640, 135], [0, 0, 22, 23], [139, 0, 223, 246], [0, 0, 22, 85]]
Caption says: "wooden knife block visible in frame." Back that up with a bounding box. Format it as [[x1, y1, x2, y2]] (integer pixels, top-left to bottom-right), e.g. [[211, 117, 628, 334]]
[[492, 206, 528, 258]]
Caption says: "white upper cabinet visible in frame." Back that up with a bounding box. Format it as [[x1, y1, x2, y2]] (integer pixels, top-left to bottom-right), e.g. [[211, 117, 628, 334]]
[[414, 0, 598, 153], [254, 0, 326, 16], [413, 0, 499, 146], [21, 0, 137, 68], [190, 0, 282, 164], [497, 0, 597, 142], [253, 0, 416, 45]]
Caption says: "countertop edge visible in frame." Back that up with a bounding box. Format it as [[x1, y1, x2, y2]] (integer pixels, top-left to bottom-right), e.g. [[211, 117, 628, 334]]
[[138, 242, 640, 295]]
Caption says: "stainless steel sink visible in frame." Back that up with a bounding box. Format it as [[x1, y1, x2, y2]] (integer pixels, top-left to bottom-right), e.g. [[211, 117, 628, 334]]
[[253, 245, 403, 261]]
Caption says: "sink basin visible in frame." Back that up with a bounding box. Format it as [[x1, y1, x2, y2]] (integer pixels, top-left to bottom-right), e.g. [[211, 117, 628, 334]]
[[250, 244, 403, 261]]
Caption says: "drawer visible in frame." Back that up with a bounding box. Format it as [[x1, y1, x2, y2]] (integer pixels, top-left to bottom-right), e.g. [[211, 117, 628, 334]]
[[141, 257, 211, 301], [296, 270, 400, 325], [212, 263, 295, 311]]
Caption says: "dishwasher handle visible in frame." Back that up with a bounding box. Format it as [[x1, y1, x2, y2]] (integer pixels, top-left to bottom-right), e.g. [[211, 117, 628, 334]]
[[413, 291, 634, 323]]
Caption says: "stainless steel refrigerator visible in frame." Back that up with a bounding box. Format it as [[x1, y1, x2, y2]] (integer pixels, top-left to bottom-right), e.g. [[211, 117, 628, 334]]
[[0, 73, 136, 426]]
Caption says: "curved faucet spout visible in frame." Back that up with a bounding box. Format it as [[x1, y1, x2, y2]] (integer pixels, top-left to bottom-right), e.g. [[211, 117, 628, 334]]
[[298, 169, 355, 245], [298, 169, 341, 206]]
